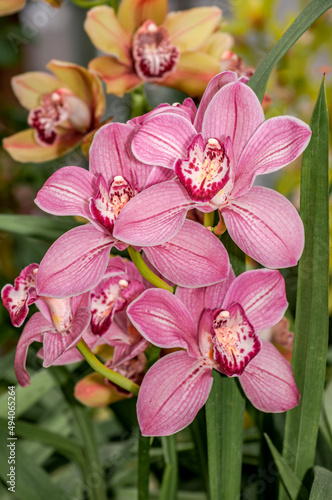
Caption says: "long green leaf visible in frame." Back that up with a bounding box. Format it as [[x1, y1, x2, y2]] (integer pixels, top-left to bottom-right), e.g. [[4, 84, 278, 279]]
[[309, 466, 332, 499], [0, 370, 56, 418], [0, 418, 84, 467], [138, 433, 150, 500], [50, 366, 107, 500], [265, 434, 308, 500], [0, 431, 71, 500], [247, 0, 332, 101], [280, 79, 329, 498], [0, 214, 78, 241], [159, 435, 178, 500]]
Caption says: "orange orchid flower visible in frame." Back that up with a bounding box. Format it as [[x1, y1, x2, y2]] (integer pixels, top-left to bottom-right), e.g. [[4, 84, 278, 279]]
[[85, 0, 233, 97], [3, 60, 105, 163]]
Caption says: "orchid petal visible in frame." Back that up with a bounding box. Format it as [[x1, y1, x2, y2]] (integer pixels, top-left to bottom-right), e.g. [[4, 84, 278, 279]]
[[164, 7, 222, 51], [112, 338, 149, 366], [175, 267, 235, 325], [35, 166, 95, 219], [200, 32, 234, 60], [3, 128, 82, 163], [202, 81, 265, 164], [222, 186, 304, 268], [143, 220, 230, 287], [132, 112, 197, 168], [127, 289, 201, 358], [88, 56, 141, 97], [1, 263, 39, 327], [233, 116, 312, 197], [84, 6, 131, 65], [14, 313, 49, 387], [43, 305, 90, 367], [74, 373, 116, 407], [137, 350, 213, 436], [118, 0, 167, 33], [39, 346, 84, 365], [36, 225, 114, 298], [239, 341, 300, 412], [194, 71, 239, 132], [113, 180, 192, 246], [89, 122, 152, 189], [161, 51, 221, 97], [223, 269, 288, 332], [144, 166, 176, 189], [105, 256, 127, 277], [11, 71, 61, 110]]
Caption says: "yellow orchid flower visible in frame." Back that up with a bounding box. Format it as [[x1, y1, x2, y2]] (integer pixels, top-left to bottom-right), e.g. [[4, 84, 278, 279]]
[[3, 60, 106, 163], [0, 0, 61, 16], [85, 0, 233, 97]]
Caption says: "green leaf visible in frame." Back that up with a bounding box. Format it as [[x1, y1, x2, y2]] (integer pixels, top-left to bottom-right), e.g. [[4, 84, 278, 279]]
[[280, 79, 329, 496], [0, 432, 71, 500], [0, 418, 84, 467], [0, 370, 56, 418], [159, 435, 178, 500], [248, 0, 332, 101], [265, 434, 308, 500], [138, 433, 150, 500], [309, 466, 332, 499], [0, 215, 79, 242]]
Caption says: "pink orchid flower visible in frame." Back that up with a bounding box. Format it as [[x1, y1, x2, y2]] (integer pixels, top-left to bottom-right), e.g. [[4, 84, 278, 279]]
[[3, 60, 105, 163], [127, 268, 300, 436], [1, 263, 91, 387], [84, 0, 233, 97], [114, 71, 312, 269], [34, 121, 230, 297]]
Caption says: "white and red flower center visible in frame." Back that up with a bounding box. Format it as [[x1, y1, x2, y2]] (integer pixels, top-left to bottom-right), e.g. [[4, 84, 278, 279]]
[[211, 302, 261, 376], [28, 89, 70, 146], [91, 278, 129, 336], [132, 20, 180, 81], [174, 135, 231, 202], [89, 175, 135, 233]]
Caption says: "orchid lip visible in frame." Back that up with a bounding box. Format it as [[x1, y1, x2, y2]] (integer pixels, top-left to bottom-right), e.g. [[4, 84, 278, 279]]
[[211, 302, 261, 377], [174, 134, 231, 203], [132, 20, 180, 82]]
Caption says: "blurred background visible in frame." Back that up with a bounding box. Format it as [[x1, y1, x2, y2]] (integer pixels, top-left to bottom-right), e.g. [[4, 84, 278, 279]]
[[0, 1, 331, 499]]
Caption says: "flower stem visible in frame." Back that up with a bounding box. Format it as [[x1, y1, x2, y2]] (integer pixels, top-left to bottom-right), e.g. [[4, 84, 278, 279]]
[[76, 339, 139, 395], [69, 0, 116, 8], [203, 211, 215, 228], [128, 247, 174, 293]]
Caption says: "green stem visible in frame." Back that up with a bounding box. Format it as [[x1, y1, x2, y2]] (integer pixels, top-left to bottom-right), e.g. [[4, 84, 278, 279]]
[[138, 433, 151, 500], [76, 339, 139, 395], [159, 435, 178, 500], [130, 86, 150, 119], [203, 212, 215, 228], [70, 0, 116, 8], [128, 247, 174, 293]]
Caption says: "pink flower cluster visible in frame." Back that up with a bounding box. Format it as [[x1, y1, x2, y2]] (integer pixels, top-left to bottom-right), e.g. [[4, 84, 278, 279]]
[[2, 71, 311, 436]]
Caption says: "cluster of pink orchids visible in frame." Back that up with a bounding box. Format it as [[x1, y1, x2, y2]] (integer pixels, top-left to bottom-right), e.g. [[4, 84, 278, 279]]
[[2, 71, 312, 436]]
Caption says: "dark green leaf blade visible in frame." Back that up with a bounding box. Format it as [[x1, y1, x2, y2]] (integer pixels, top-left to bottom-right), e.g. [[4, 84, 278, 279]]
[[265, 434, 308, 500], [248, 0, 332, 101], [280, 79, 329, 496]]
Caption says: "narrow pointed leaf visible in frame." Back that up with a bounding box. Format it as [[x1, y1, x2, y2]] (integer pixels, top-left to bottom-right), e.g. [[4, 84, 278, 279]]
[[138, 433, 150, 500], [281, 79, 329, 496], [265, 434, 308, 500], [247, 0, 332, 101], [160, 435, 178, 500], [0, 214, 79, 242]]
